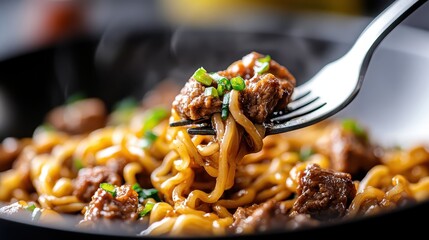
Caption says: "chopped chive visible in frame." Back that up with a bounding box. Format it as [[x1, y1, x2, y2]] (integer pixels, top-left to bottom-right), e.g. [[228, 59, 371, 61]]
[[342, 118, 366, 137], [141, 107, 169, 135], [113, 97, 139, 112], [204, 87, 219, 97], [230, 76, 246, 91], [217, 84, 225, 96], [209, 72, 224, 81], [221, 92, 230, 120], [254, 62, 270, 74], [73, 158, 84, 170], [100, 183, 117, 197], [254, 55, 271, 74], [133, 183, 161, 203], [299, 146, 315, 161], [258, 55, 271, 63], [193, 67, 213, 86], [140, 130, 158, 149], [25, 204, 37, 212], [66, 92, 86, 105], [139, 202, 155, 217], [31, 207, 42, 222]]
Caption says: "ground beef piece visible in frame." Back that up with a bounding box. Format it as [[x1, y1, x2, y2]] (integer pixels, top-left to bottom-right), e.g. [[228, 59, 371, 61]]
[[229, 199, 319, 234], [240, 73, 294, 123], [172, 52, 295, 123], [73, 166, 122, 202], [172, 79, 222, 120], [83, 185, 139, 222], [291, 164, 356, 221], [315, 122, 380, 177], [46, 98, 107, 135]]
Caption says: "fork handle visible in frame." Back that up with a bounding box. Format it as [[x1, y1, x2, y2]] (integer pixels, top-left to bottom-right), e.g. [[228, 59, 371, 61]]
[[347, 0, 427, 63]]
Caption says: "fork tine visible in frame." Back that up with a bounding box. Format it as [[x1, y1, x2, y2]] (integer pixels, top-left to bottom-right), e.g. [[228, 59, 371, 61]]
[[266, 106, 329, 135], [169, 118, 210, 127], [270, 98, 326, 123], [287, 92, 319, 112], [291, 88, 311, 101], [187, 127, 216, 135]]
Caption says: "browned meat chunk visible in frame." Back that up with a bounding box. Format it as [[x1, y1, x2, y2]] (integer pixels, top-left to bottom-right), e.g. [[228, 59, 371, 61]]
[[315, 121, 380, 177], [73, 166, 122, 202], [240, 73, 293, 123], [354, 192, 417, 216], [172, 79, 223, 120], [229, 199, 319, 234], [291, 164, 356, 221], [172, 52, 295, 123], [46, 98, 107, 135], [82, 185, 139, 222]]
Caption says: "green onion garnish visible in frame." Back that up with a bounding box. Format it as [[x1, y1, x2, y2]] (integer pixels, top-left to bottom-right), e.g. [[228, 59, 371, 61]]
[[100, 183, 117, 197], [217, 84, 225, 96], [73, 158, 84, 170], [254, 55, 271, 74], [141, 107, 169, 135], [113, 97, 139, 112], [140, 130, 158, 149], [31, 207, 42, 222], [132, 183, 161, 202], [258, 55, 271, 63], [193, 67, 213, 86], [221, 92, 230, 120], [209, 72, 224, 81], [25, 204, 37, 212], [204, 87, 219, 98], [230, 76, 246, 91], [66, 92, 86, 105], [139, 202, 155, 217], [342, 118, 366, 137], [299, 146, 315, 161]]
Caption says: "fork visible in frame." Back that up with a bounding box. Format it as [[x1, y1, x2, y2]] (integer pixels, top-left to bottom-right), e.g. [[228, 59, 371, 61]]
[[170, 0, 427, 136]]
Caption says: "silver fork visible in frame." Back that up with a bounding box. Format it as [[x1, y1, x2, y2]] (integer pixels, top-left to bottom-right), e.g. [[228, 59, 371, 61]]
[[172, 0, 427, 136]]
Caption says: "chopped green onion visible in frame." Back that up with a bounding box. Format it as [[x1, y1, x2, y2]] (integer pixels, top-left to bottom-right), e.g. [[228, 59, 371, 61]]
[[342, 118, 366, 137], [193, 67, 213, 86], [113, 97, 139, 112], [132, 183, 143, 192], [221, 92, 230, 120], [66, 92, 86, 105], [139, 202, 155, 217], [25, 204, 37, 212], [299, 146, 314, 161], [132, 183, 161, 202], [140, 131, 158, 149], [254, 55, 271, 74], [37, 123, 55, 133], [230, 76, 246, 91], [204, 87, 219, 98], [254, 62, 270, 74], [141, 107, 169, 135], [217, 84, 225, 96], [31, 207, 42, 222], [258, 55, 271, 63], [100, 183, 117, 197], [73, 158, 84, 170], [209, 72, 224, 81]]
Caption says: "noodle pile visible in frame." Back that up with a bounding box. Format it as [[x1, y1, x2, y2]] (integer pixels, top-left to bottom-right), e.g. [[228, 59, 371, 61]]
[[1, 61, 429, 237]]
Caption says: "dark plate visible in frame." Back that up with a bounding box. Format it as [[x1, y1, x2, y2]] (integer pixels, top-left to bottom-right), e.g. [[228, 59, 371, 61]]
[[0, 7, 429, 240]]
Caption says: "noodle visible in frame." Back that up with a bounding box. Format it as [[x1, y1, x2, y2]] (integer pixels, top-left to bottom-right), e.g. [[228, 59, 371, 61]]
[[1, 52, 429, 237]]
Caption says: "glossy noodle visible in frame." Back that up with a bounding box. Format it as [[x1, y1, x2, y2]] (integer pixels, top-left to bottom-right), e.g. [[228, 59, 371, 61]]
[[0, 52, 428, 237]]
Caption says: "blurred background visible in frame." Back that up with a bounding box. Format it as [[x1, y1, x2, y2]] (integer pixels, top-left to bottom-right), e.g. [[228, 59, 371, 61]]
[[0, 0, 428, 140]]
